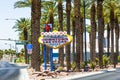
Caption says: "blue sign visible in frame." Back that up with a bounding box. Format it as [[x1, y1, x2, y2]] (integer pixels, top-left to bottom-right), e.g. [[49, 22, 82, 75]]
[[26, 44, 33, 50]]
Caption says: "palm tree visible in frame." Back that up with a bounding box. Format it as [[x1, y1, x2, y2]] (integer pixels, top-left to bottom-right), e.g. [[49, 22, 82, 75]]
[[42, 0, 57, 29], [102, 0, 120, 67], [103, 2, 110, 57], [97, 0, 104, 68], [74, 0, 81, 71], [58, 0, 64, 67], [13, 18, 30, 64], [114, 1, 120, 65], [109, 1, 115, 67], [90, 2, 96, 62], [66, 0, 71, 71], [31, 0, 41, 71]]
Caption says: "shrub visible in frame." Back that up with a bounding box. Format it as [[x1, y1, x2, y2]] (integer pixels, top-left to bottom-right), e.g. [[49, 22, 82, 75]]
[[81, 62, 85, 69], [16, 57, 25, 63], [95, 58, 99, 65], [103, 55, 110, 68], [56, 66, 64, 71], [90, 62, 96, 71], [71, 62, 76, 70], [118, 56, 120, 62]]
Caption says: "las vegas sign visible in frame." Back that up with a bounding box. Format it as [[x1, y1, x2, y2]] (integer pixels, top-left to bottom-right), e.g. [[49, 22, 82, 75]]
[[38, 30, 73, 49]]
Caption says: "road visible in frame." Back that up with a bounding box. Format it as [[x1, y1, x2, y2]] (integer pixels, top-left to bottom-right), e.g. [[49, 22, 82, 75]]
[[74, 71, 120, 80], [0, 61, 29, 80]]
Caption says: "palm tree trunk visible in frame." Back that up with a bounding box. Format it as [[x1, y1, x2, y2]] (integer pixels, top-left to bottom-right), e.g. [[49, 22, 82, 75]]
[[31, 0, 41, 71], [74, 0, 81, 71], [80, 17, 83, 63], [66, 0, 71, 71], [115, 16, 119, 65], [97, 0, 104, 69], [110, 8, 115, 67], [58, 0, 64, 67], [90, 2, 96, 62], [23, 27, 28, 64]]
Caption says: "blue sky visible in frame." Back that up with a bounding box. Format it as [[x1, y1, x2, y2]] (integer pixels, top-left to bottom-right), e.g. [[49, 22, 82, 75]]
[[0, 0, 30, 50]]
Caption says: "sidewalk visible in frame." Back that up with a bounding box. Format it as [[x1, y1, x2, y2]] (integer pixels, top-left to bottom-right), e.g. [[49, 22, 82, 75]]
[[59, 68, 117, 80]]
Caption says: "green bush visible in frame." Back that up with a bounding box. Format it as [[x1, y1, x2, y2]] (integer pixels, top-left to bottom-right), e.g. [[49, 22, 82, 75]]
[[56, 66, 64, 71], [95, 58, 99, 65], [71, 62, 76, 70], [81, 62, 85, 69], [103, 55, 110, 68], [90, 62, 96, 70], [16, 57, 25, 63], [118, 56, 120, 62]]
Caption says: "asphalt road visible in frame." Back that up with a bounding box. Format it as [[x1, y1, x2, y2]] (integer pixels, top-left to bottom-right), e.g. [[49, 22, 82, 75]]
[[90, 71, 120, 80], [74, 71, 120, 80], [0, 61, 28, 80]]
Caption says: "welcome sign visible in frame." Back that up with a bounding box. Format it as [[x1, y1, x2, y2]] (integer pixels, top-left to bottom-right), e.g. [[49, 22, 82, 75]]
[[38, 30, 73, 49]]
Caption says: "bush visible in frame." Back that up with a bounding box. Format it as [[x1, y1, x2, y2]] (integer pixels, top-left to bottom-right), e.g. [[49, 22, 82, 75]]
[[90, 62, 96, 70], [16, 57, 25, 63], [81, 62, 85, 69], [71, 62, 76, 70], [118, 56, 120, 62], [56, 66, 64, 71], [103, 55, 110, 68], [95, 58, 99, 65]]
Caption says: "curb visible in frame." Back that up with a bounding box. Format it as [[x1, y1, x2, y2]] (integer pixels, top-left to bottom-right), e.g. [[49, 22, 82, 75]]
[[61, 69, 117, 80]]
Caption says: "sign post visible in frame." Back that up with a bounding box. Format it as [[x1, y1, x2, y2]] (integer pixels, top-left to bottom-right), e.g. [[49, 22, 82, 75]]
[[49, 24, 53, 71], [43, 23, 53, 71], [26, 44, 33, 64], [38, 29, 73, 71]]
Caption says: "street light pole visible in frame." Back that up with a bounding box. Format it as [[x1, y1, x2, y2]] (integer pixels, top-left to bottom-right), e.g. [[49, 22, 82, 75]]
[[83, 0, 88, 71]]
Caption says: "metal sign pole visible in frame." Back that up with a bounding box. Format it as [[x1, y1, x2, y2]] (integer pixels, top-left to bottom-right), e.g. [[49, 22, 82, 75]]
[[44, 24, 47, 70], [26, 44, 33, 65], [49, 24, 53, 71], [44, 44, 47, 70]]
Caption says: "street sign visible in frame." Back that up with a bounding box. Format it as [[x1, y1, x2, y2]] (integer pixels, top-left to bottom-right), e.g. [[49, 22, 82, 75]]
[[27, 49, 32, 54], [26, 44, 33, 50], [16, 41, 25, 45], [38, 30, 73, 49]]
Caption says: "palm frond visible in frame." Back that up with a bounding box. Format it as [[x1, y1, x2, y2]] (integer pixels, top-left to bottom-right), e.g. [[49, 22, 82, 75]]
[[14, 1, 31, 8]]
